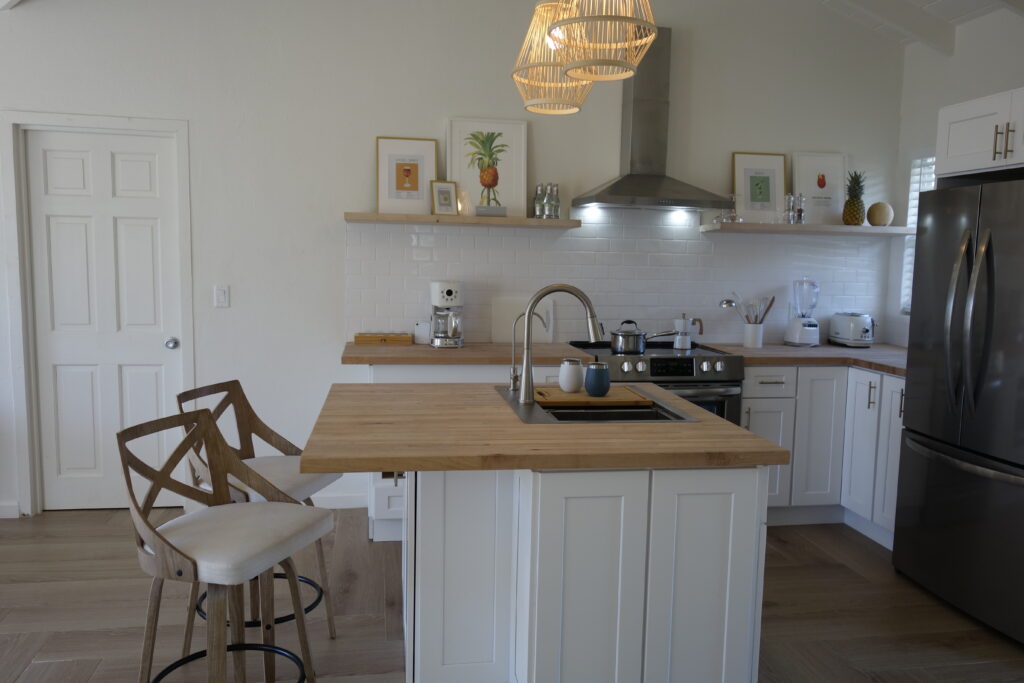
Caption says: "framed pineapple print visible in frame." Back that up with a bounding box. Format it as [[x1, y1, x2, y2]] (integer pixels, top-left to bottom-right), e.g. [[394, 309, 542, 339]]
[[377, 136, 439, 214], [447, 118, 527, 218], [793, 152, 846, 224], [732, 152, 786, 222]]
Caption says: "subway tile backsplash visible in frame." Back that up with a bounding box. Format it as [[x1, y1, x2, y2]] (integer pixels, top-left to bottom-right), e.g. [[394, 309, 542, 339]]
[[344, 209, 890, 344]]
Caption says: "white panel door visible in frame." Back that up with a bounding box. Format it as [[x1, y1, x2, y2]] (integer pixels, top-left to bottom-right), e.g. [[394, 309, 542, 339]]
[[872, 375, 906, 532], [741, 398, 795, 507], [644, 468, 762, 683], [531, 470, 649, 683], [791, 367, 847, 506], [842, 368, 881, 520], [27, 129, 185, 509], [935, 92, 1013, 175], [415, 470, 515, 683]]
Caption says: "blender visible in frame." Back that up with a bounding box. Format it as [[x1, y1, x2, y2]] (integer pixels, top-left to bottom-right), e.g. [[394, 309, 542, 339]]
[[784, 278, 820, 346]]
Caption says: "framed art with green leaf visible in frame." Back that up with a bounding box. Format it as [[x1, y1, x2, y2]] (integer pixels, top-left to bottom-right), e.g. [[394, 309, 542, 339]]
[[447, 118, 527, 217], [732, 152, 786, 222]]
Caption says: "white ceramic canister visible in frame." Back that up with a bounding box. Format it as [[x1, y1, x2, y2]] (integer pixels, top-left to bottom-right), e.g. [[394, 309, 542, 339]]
[[558, 358, 585, 393], [743, 323, 764, 349]]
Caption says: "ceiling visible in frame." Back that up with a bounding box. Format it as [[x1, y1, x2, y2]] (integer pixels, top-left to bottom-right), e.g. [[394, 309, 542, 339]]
[[819, 0, 1020, 53]]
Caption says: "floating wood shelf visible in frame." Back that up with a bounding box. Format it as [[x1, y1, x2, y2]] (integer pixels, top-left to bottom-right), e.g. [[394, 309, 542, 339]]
[[700, 221, 915, 236], [344, 212, 581, 229]]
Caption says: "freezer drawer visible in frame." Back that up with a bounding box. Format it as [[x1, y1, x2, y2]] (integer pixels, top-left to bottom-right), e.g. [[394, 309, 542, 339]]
[[893, 431, 1024, 644]]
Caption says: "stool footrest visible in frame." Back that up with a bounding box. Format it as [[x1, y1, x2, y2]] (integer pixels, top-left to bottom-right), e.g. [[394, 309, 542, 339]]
[[196, 573, 324, 627], [152, 642, 305, 682]]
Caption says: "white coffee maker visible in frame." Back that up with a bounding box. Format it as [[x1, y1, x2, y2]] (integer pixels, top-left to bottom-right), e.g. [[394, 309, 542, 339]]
[[430, 281, 464, 348]]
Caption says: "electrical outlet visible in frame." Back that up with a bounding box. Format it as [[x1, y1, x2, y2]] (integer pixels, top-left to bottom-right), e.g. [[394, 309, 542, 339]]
[[213, 285, 230, 308]]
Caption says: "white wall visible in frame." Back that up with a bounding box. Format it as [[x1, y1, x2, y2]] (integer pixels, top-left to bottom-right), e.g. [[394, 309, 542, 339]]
[[0, 0, 905, 514], [885, 8, 1024, 346]]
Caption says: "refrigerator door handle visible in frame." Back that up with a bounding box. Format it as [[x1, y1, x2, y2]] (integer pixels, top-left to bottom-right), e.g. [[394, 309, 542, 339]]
[[963, 228, 993, 414], [905, 436, 1024, 487], [943, 228, 972, 412]]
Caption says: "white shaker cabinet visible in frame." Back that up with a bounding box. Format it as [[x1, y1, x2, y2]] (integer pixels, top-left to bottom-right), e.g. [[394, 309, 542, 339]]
[[936, 88, 1024, 176], [644, 468, 765, 683], [791, 367, 848, 506], [741, 397, 795, 507], [873, 375, 906, 533], [842, 368, 882, 519]]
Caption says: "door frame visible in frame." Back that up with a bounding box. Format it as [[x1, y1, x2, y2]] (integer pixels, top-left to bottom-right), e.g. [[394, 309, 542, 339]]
[[0, 111, 195, 516]]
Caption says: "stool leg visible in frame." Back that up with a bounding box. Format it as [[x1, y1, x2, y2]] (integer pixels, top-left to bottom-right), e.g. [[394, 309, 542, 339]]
[[259, 569, 276, 683], [207, 584, 228, 683], [182, 581, 200, 657], [313, 537, 337, 640], [229, 584, 247, 683], [139, 577, 163, 683], [281, 558, 316, 683], [249, 576, 260, 624]]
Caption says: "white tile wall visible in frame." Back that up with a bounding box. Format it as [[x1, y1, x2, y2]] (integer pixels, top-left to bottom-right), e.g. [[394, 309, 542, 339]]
[[344, 209, 891, 345]]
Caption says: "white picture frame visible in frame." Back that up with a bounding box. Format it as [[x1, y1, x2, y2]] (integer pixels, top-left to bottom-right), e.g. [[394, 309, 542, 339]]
[[793, 152, 847, 224], [376, 136, 438, 214], [447, 118, 527, 218], [732, 152, 787, 222]]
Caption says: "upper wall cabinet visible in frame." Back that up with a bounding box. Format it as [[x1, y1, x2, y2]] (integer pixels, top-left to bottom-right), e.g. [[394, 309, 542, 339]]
[[936, 88, 1024, 176]]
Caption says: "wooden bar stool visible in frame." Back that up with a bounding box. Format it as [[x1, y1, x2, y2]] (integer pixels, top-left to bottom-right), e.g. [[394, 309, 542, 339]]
[[177, 380, 341, 645], [118, 409, 333, 682]]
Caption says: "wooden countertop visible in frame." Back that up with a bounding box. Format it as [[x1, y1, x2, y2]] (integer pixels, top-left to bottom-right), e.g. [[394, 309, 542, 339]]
[[341, 342, 592, 366], [301, 383, 789, 473], [703, 343, 907, 377]]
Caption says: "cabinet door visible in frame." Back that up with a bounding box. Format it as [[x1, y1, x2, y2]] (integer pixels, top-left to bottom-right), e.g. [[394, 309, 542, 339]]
[[872, 375, 906, 532], [644, 469, 762, 683], [936, 92, 1013, 175], [1009, 88, 1024, 167], [842, 368, 882, 519], [792, 367, 848, 506], [532, 471, 649, 683], [742, 398, 795, 507]]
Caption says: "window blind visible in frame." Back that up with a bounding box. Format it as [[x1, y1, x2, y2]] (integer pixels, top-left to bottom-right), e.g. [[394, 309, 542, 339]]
[[900, 157, 936, 315]]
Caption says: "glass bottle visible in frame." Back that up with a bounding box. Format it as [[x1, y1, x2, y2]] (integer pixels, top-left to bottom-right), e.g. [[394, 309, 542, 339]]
[[542, 183, 555, 219], [795, 193, 806, 224], [533, 184, 545, 218], [551, 184, 561, 220], [784, 193, 796, 224]]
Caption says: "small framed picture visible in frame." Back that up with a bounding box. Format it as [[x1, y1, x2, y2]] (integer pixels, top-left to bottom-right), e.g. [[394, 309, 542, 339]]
[[431, 180, 459, 216], [376, 136, 439, 214], [732, 152, 787, 222], [793, 152, 847, 224]]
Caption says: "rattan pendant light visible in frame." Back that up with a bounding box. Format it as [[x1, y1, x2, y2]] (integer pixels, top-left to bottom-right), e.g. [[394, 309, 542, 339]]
[[512, 1, 594, 115], [548, 0, 657, 82]]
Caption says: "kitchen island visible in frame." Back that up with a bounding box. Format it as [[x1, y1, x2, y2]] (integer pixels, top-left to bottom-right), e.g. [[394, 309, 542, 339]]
[[303, 382, 788, 683]]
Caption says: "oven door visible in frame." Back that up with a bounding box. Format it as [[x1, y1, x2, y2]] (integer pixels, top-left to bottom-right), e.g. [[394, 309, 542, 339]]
[[656, 383, 743, 425]]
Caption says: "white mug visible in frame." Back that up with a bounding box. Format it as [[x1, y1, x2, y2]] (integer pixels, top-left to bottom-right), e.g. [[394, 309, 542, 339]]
[[558, 358, 585, 393]]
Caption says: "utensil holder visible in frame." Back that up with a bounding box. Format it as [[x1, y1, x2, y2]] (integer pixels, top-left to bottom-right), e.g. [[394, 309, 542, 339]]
[[743, 324, 764, 349]]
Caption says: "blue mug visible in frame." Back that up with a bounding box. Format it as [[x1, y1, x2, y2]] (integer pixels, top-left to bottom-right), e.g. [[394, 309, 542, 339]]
[[585, 362, 611, 397]]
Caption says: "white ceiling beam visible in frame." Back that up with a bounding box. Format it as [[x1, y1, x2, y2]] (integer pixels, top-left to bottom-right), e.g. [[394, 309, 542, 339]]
[[0, 0, 26, 9], [999, 0, 1024, 19], [842, 0, 956, 54]]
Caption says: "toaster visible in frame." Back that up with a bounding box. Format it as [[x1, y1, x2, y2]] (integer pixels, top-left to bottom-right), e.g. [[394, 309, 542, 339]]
[[829, 313, 875, 347]]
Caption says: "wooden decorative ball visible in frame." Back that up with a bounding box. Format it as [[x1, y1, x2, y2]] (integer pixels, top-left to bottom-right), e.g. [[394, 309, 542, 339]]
[[867, 202, 895, 227]]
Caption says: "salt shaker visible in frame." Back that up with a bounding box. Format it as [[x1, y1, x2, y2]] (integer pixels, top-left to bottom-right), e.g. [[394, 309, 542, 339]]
[[558, 358, 585, 393]]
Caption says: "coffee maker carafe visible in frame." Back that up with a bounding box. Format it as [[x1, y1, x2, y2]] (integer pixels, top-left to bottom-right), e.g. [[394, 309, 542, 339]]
[[430, 281, 464, 348]]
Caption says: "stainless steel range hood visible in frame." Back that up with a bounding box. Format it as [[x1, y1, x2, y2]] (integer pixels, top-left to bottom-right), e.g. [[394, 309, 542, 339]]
[[573, 27, 731, 211]]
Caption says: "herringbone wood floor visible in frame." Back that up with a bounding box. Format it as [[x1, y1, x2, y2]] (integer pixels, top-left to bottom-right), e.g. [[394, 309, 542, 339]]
[[1, 510, 1022, 682]]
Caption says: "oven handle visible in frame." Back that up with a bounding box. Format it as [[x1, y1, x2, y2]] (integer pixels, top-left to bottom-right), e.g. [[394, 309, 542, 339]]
[[662, 386, 742, 398]]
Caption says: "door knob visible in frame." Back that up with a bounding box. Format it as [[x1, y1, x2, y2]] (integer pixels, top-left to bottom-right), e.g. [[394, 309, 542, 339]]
[[164, 337, 180, 350]]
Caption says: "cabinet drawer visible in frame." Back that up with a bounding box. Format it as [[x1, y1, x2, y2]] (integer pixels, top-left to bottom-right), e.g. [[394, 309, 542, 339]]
[[742, 366, 797, 398]]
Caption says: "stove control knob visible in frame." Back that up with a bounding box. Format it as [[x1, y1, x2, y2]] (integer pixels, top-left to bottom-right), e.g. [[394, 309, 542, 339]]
[[714, 361, 725, 373], [700, 360, 712, 373], [621, 361, 633, 373], [635, 360, 647, 373]]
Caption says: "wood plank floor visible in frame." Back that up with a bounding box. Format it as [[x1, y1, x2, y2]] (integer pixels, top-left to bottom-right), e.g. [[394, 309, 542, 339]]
[[1, 510, 1022, 682]]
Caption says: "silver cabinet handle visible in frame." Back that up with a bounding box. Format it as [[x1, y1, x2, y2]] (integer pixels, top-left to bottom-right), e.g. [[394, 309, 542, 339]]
[[898, 388, 905, 419], [164, 337, 180, 350], [744, 407, 752, 430], [757, 379, 786, 385], [867, 381, 877, 410], [1006, 121, 1016, 158], [993, 124, 1005, 161]]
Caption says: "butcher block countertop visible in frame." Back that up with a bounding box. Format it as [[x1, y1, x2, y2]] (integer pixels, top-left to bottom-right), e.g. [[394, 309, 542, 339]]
[[301, 383, 789, 473], [341, 341, 591, 366], [703, 343, 908, 377]]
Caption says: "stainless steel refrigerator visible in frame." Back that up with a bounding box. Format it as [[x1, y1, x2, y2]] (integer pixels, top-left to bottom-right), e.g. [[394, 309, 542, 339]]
[[894, 177, 1024, 644]]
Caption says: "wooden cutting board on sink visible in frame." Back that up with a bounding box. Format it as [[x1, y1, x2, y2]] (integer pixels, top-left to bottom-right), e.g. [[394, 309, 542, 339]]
[[534, 386, 653, 407]]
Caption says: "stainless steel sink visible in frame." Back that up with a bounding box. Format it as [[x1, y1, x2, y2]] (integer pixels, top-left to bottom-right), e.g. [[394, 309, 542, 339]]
[[497, 386, 695, 424]]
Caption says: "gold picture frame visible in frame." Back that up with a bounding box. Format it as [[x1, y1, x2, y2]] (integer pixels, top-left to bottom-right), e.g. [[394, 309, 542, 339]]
[[431, 180, 459, 216], [376, 136, 439, 214], [732, 152, 787, 222]]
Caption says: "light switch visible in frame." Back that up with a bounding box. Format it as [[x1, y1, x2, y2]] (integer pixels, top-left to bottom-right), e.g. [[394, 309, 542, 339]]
[[213, 285, 230, 308]]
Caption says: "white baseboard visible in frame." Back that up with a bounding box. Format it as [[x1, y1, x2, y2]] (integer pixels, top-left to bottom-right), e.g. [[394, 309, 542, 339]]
[[767, 504, 845, 526], [0, 501, 21, 518], [842, 509, 894, 550], [310, 492, 368, 509], [369, 518, 403, 542]]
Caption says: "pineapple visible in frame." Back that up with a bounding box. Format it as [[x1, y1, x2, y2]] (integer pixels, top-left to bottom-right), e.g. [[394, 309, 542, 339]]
[[465, 131, 509, 206], [843, 171, 866, 225]]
